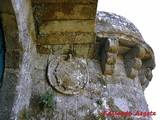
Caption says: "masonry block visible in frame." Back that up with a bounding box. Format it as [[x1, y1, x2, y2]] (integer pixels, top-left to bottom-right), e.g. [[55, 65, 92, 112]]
[[33, 4, 96, 20], [52, 44, 70, 55], [39, 20, 95, 34], [32, 0, 98, 4], [36, 33, 95, 45], [0, 0, 15, 14], [5, 50, 22, 68], [1, 69, 19, 92], [0, 92, 18, 119], [73, 44, 90, 58], [1, 14, 20, 50], [36, 45, 52, 54]]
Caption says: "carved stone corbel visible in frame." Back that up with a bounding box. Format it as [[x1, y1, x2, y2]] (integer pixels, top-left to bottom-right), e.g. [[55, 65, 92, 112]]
[[99, 37, 119, 75], [96, 11, 155, 90], [138, 56, 155, 90], [124, 45, 145, 79], [139, 68, 152, 90]]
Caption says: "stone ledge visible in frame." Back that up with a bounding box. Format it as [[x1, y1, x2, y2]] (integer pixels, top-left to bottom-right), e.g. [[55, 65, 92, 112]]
[[32, 0, 98, 4], [33, 4, 97, 20], [36, 43, 95, 58], [36, 45, 52, 54], [39, 20, 95, 34], [36, 33, 96, 45]]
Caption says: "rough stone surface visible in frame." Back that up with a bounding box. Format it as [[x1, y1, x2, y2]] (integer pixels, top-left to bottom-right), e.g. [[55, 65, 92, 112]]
[[5, 50, 22, 68], [0, 0, 36, 119], [1, 14, 20, 50], [33, 0, 97, 58], [0, 1, 155, 120], [36, 45, 52, 54], [96, 11, 155, 83], [32, 0, 98, 4], [29, 56, 153, 119], [52, 44, 70, 55], [0, 0, 15, 14], [39, 20, 95, 34], [96, 11, 144, 40], [33, 4, 97, 20], [36, 33, 95, 45]]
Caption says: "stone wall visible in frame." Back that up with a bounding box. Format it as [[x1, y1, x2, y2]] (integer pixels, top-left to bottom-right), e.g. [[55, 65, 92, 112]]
[[32, 0, 98, 58], [0, 1, 155, 120], [31, 54, 153, 120], [27, 11, 155, 120]]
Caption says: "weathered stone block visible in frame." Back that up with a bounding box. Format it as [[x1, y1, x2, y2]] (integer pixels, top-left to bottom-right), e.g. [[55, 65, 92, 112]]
[[132, 58, 142, 70], [75, 33, 96, 43], [39, 20, 95, 34], [87, 43, 100, 59], [36, 33, 95, 45], [31, 76, 47, 94], [35, 54, 48, 70], [106, 52, 117, 65], [118, 46, 131, 55], [0, 0, 15, 14], [5, 50, 22, 68], [36, 45, 52, 54], [0, 110, 11, 120], [106, 76, 121, 84], [33, 4, 96, 20], [0, 69, 19, 92], [114, 63, 126, 77], [104, 64, 114, 75], [2, 14, 20, 50], [120, 77, 134, 87], [0, 92, 18, 119], [34, 69, 46, 80], [107, 84, 124, 97], [52, 44, 70, 55], [73, 44, 90, 58], [32, 0, 98, 3], [1, 14, 18, 31]]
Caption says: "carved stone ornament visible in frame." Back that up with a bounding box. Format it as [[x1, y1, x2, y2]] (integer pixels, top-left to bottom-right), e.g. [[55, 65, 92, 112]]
[[96, 11, 155, 90], [47, 56, 89, 95]]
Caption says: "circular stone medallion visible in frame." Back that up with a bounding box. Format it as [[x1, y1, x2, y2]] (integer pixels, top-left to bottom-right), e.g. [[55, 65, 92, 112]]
[[47, 56, 89, 95]]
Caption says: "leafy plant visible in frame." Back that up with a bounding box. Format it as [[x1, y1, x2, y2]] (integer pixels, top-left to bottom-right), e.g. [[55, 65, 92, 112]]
[[25, 110, 32, 120], [96, 99, 103, 105], [39, 91, 56, 111], [19, 107, 32, 120]]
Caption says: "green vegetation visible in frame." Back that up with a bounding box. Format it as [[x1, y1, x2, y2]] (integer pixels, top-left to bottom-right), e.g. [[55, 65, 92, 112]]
[[96, 99, 103, 105], [39, 91, 57, 112], [19, 107, 32, 120], [25, 110, 32, 120]]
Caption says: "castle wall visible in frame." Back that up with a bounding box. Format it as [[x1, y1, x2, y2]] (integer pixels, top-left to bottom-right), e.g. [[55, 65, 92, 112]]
[[0, 0, 155, 120]]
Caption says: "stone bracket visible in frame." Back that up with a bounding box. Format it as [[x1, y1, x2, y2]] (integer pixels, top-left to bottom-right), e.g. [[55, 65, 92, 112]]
[[138, 68, 152, 90], [123, 45, 145, 79], [99, 38, 119, 75], [138, 57, 155, 90]]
